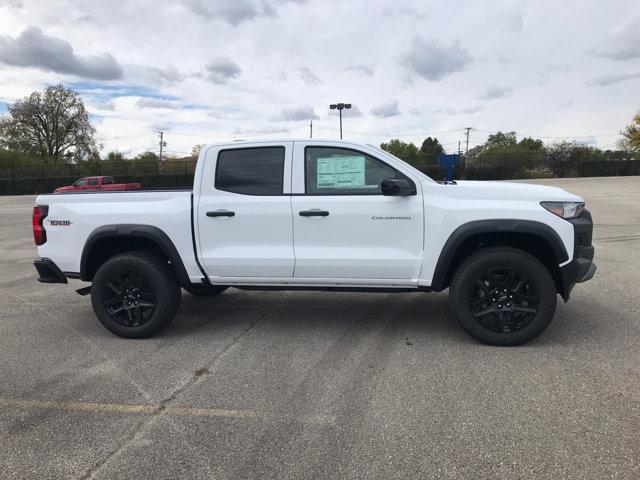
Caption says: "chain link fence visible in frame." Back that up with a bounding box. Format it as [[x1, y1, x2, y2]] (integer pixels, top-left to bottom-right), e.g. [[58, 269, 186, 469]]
[[0, 160, 197, 195], [417, 150, 640, 181], [1, 153, 639, 195]]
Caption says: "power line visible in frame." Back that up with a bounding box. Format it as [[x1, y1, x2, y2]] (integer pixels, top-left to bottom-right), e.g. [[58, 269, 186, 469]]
[[164, 126, 308, 138], [314, 126, 467, 137], [472, 128, 620, 139]]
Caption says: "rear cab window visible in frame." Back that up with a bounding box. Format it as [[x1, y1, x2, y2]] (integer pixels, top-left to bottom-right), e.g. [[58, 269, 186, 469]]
[[215, 147, 285, 195]]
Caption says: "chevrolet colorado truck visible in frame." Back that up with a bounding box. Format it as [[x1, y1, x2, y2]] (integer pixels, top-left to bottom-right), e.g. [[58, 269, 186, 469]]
[[54, 176, 142, 193], [32, 140, 596, 345]]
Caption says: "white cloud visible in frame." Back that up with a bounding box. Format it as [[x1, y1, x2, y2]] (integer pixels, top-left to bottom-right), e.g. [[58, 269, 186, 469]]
[[503, 13, 524, 33], [181, 0, 306, 25], [0, 26, 122, 80], [91, 100, 115, 110], [135, 97, 180, 109], [272, 106, 318, 121], [586, 72, 640, 87], [481, 86, 512, 100], [205, 58, 241, 84], [298, 66, 322, 86], [0, 0, 22, 9], [346, 63, 375, 76], [594, 16, 640, 61], [401, 37, 472, 81], [448, 105, 485, 115], [370, 100, 400, 118], [0, 0, 632, 154]]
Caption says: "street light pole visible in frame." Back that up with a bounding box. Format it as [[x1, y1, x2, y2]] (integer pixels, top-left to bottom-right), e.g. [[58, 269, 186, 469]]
[[329, 103, 352, 139]]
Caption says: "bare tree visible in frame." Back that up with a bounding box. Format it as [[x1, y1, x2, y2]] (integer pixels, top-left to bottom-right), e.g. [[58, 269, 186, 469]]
[[191, 144, 205, 158], [0, 84, 98, 163]]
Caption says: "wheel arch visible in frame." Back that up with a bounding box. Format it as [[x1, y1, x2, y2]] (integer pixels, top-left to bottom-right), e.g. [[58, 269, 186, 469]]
[[431, 219, 570, 298], [80, 224, 191, 286]]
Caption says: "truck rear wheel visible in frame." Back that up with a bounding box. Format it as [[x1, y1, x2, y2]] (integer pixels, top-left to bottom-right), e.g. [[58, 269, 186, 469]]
[[91, 252, 181, 338], [449, 246, 557, 346], [183, 284, 229, 297]]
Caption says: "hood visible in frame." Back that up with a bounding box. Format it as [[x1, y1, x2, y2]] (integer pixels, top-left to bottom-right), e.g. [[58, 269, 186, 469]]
[[440, 180, 583, 202]]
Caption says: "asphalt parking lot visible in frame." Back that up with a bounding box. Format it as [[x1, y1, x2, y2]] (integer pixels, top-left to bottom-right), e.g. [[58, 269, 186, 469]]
[[1, 176, 639, 479]]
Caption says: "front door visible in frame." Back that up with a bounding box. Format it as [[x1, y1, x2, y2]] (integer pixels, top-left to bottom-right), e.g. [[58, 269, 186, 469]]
[[196, 144, 295, 278], [291, 144, 424, 281]]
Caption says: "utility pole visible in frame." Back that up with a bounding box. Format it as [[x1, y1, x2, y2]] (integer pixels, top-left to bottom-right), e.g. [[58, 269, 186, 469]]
[[310, 120, 313, 139], [329, 103, 351, 139], [158, 131, 166, 161], [464, 127, 472, 168], [464, 127, 471, 155], [458, 141, 461, 155]]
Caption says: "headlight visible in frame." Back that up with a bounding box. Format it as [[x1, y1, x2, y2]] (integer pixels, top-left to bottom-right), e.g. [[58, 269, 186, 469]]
[[540, 201, 585, 219]]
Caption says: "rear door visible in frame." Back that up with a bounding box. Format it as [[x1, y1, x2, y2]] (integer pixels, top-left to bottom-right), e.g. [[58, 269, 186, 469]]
[[290, 143, 424, 281], [196, 143, 295, 278], [86, 177, 99, 190]]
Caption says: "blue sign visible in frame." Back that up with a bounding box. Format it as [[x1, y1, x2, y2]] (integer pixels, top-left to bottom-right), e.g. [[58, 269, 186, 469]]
[[437, 154, 460, 167], [437, 153, 460, 182]]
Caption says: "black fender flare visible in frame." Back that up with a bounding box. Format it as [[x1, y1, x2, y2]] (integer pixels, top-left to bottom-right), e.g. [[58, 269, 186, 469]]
[[80, 224, 191, 286], [430, 219, 569, 291]]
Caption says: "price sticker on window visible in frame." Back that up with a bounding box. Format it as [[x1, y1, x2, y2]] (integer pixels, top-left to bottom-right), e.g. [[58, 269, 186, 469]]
[[316, 156, 365, 188]]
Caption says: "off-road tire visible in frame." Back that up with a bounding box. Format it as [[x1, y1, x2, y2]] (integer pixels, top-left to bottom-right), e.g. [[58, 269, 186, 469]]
[[449, 246, 557, 346], [91, 252, 181, 338]]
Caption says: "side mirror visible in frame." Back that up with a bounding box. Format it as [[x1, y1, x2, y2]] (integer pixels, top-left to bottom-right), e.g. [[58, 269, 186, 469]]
[[380, 178, 415, 196]]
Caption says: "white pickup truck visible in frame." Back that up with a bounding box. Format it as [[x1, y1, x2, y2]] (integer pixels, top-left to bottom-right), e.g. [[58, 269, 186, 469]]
[[32, 139, 595, 345]]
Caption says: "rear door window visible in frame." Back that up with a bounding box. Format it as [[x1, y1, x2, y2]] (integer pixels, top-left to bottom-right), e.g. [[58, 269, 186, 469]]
[[215, 147, 285, 195]]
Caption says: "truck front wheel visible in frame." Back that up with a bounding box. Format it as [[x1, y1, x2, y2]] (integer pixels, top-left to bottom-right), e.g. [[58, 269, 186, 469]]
[[449, 246, 557, 346], [91, 252, 181, 338]]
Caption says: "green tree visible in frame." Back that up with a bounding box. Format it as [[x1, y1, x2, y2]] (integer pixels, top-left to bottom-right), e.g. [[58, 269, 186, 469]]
[[380, 139, 419, 166], [133, 151, 159, 163], [484, 131, 518, 150], [544, 141, 603, 177], [468, 131, 547, 171], [518, 137, 544, 152], [621, 111, 640, 151], [0, 84, 98, 163], [418, 137, 444, 165], [105, 151, 126, 163]]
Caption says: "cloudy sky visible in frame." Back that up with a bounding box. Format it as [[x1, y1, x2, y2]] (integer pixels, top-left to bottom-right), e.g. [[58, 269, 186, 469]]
[[0, 0, 638, 157]]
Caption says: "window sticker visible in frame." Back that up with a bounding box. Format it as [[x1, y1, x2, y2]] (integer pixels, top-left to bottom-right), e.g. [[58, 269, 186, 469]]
[[316, 156, 366, 188]]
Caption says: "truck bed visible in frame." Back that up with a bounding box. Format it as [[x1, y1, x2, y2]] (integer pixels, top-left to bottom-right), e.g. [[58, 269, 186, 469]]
[[35, 190, 202, 281]]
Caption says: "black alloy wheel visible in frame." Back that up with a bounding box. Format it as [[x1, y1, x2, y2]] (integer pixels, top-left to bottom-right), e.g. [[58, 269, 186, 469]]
[[103, 271, 157, 327], [468, 267, 539, 333]]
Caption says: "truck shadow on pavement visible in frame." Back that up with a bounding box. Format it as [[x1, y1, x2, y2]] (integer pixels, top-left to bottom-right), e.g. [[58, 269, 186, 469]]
[[167, 288, 601, 347]]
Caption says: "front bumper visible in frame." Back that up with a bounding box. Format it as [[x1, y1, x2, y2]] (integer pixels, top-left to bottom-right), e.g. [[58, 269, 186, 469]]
[[34, 258, 68, 284], [559, 209, 596, 300]]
